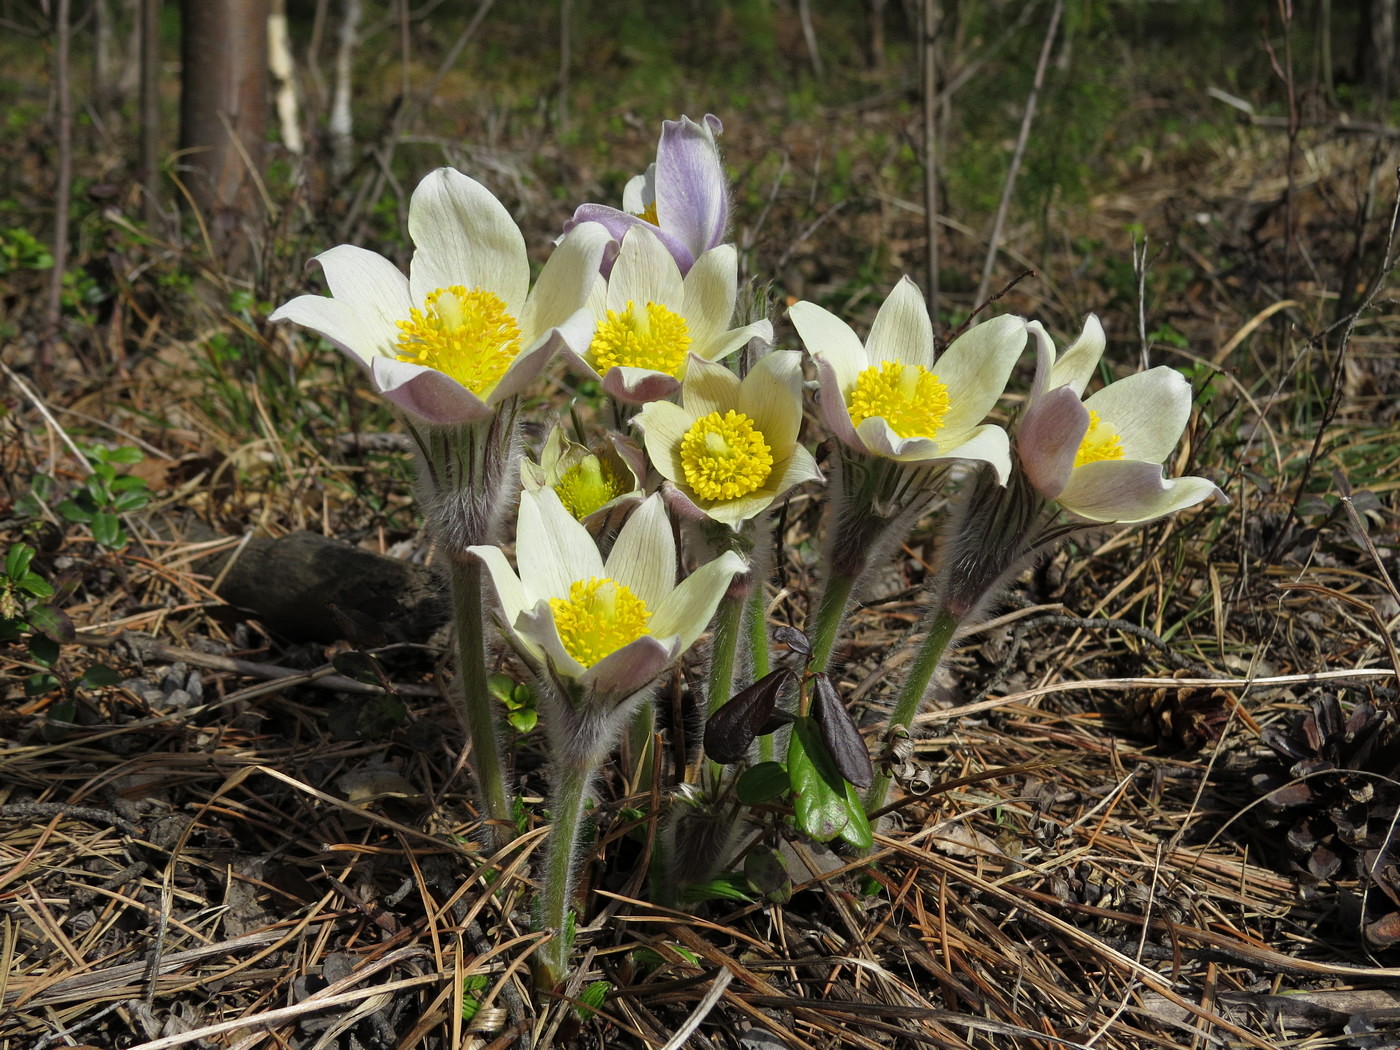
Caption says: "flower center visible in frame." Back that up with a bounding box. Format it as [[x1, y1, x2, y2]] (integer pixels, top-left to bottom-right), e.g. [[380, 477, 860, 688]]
[[589, 300, 692, 377], [394, 286, 522, 396], [637, 201, 660, 226], [1073, 410, 1125, 468], [555, 455, 625, 519], [846, 361, 950, 440], [680, 410, 774, 501], [549, 577, 652, 669]]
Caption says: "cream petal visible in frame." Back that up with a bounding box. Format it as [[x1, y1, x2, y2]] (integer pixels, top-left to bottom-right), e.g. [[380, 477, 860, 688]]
[[517, 488, 604, 601], [1016, 386, 1089, 500], [866, 276, 935, 369], [369, 358, 494, 424], [774, 443, 823, 492], [697, 489, 775, 526], [852, 415, 938, 461], [269, 293, 394, 368], [1058, 461, 1223, 524], [466, 544, 529, 640], [304, 243, 414, 356], [789, 301, 866, 391], [738, 350, 805, 454], [635, 400, 694, 487], [1049, 313, 1106, 397], [577, 634, 679, 701], [407, 168, 529, 314], [693, 319, 771, 365], [933, 314, 1027, 436], [608, 226, 685, 312], [622, 167, 654, 215], [681, 244, 738, 347], [680, 353, 742, 418], [481, 329, 560, 404], [518, 600, 587, 678], [1083, 367, 1192, 464], [650, 550, 747, 649], [604, 493, 676, 613], [518, 221, 609, 340], [938, 424, 1013, 482]]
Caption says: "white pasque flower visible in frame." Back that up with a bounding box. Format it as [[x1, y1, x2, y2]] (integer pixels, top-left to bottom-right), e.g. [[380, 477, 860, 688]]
[[270, 167, 609, 425], [521, 424, 645, 527], [789, 277, 1026, 478], [1017, 315, 1224, 524], [468, 490, 746, 707], [564, 113, 728, 276], [635, 351, 822, 526], [561, 225, 772, 404]]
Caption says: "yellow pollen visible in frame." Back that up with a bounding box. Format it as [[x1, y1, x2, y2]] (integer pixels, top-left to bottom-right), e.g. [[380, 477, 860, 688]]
[[549, 577, 652, 668], [555, 455, 625, 519], [1073, 410, 1126, 467], [679, 410, 774, 502], [589, 300, 692, 377], [846, 361, 950, 440], [637, 201, 660, 226], [394, 286, 522, 396]]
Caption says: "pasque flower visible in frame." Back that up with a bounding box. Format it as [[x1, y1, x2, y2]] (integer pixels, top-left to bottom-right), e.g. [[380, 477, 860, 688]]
[[270, 167, 608, 425], [562, 225, 772, 403], [468, 489, 746, 712], [1018, 315, 1224, 523], [521, 425, 645, 528], [565, 114, 728, 276], [635, 351, 821, 526], [789, 277, 1025, 478]]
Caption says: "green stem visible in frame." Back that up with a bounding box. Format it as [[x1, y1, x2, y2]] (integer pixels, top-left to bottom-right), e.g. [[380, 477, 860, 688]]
[[747, 580, 774, 762], [808, 570, 858, 673], [864, 604, 960, 814], [703, 588, 746, 786], [449, 557, 515, 853], [535, 757, 592, 988]]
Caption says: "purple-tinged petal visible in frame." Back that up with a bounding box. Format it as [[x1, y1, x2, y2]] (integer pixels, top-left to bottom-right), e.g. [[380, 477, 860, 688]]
[[654, 114, 728, 262], [601, 367, 682, 404], [578, 634, 680, 702], [369, 358, 494, 425], [1017, 386, 1089, 500], [809, 353, 861, 450], [564, 206, 696, 276]]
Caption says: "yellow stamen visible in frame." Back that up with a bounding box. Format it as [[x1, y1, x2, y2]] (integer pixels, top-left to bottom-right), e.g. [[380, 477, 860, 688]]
[[847, 361, 950, 439], [1073, 410, 1125, 467], [550, 577, 652, 668], [679, 410, 774, 501], [394, 286, 522, 396], [637, 201, 660, 226], [589, 300, 692, 377], [555, 455, 625, 519]]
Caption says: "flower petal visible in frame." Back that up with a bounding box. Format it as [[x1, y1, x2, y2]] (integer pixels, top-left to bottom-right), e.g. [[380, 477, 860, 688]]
[[1049, 313, 1106, 397], [866, 276, 935, 369], [693, 319, 772, 366], [932, 314, 1027, 437], [654, 114, 728, 262], [1057, 461, 1224, 524], [1083, 367, 1192, 464], [635, 401, 692, 488], [1017, 385, 1089, 500], [682, 244, 739, 348], [407, 168, 529, 314], [600, 366, 682, 404], [739, 350, 805, 454], [517, 488, 604, 601], [604, 493, 676, 613], [270, 293, 391, 369], [577, 633, 680, 702], [680, 353, 742, 419], [651, 550, 747, 650], [608, 226, 685, 312], [808, 352, 860, 449], [622, 167, 655, 215], [789, 301, 867, 392], [519, 221, 609, 340], [466, 544, 530, 646], [369, 357, 494, 424]]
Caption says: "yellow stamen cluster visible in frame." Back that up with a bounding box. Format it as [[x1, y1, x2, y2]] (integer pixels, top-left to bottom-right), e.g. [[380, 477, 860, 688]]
[[637, 201, 660, 226], [589, 300, 692, 377], [1073, 410, 1126, 468], [394, 286, 522, 396], [555, 455, 625, 520], [846, 361, 950, 440], [679, 410, 774, 501], [549, 577, 652, 669]]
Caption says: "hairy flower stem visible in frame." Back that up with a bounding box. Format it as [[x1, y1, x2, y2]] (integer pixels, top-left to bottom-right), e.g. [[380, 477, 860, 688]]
[[534, 756, 592, 989], [747, 579, 774, 762], [449, 557, 515, 853], [704, 586, 747, 788], [808, 570, 858, 673], [863, 604, 960, 814]]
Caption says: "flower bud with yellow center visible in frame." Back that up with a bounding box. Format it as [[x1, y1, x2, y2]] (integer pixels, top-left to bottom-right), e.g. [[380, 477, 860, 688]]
[[549, 577, 652, 668], [1073, 410, 1125, 468], [589, 300, 692, 377], [846, 361, 951, 440], [679, 410, 774, 501], [394, 286, 523, 396], [554, 455, 625, 520]]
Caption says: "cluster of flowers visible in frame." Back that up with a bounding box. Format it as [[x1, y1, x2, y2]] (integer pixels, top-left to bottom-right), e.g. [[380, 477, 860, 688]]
[[270, 115, 1222, 985]]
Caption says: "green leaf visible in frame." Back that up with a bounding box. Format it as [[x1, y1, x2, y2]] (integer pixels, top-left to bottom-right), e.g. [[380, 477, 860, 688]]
[[56, 498, 93, 524], [575, 980, 610, 1020], [25, 672, 61, 696], [507, 707, 537, 733], [105, 446, 145, 465], [460, 973, 490, 1022], [18, 572, 54, 599], [91, 511, 124, 548], [29, 634, 61, 667], [788, 717, 850, 842], [5, 543, 33, 579], [681, 873, 753, 904], [736, 761, 789, 804], [80, 663, 123, 688], [28, 604, 74, 644], [744, 845, 792, 904]]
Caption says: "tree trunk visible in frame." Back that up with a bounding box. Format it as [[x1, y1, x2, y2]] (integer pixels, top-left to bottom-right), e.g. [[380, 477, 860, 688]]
[[178, 0, 269, 263]]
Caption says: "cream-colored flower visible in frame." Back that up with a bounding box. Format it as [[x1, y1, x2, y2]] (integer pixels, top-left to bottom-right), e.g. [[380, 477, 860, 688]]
[[521, 425, 645, 527], [789, 277, 1025, 478], [634, 351, 821, 526], [561, 225, 772, 404], [1018, 315, 1224, 523], [468, 490, 745, 708], [270, 168, 608, 424]]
